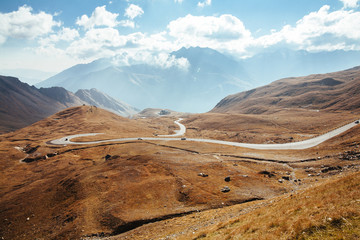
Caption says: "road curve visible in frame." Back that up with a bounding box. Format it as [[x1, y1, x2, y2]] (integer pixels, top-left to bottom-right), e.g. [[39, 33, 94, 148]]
[[49, 119, 360, 150], [157, 118, 186, 137]]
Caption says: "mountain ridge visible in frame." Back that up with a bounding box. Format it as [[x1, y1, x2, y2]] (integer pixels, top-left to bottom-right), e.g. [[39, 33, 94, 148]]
[[0, 76, 138, 133], [212, 65, 360, 114], [75, 88, 139, 117]]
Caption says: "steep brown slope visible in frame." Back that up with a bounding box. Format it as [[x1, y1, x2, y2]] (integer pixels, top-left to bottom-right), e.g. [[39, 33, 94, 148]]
[[0, 76, 84, 133], [212, 66, 360, 114]]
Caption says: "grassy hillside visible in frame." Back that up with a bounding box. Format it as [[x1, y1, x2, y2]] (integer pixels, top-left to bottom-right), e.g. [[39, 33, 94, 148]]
[[192, 172, 360, 240], [212, 66, 360, 114]]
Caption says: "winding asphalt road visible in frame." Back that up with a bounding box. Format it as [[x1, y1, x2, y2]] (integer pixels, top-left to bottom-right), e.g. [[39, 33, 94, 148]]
[[49, 118, 360, 150], [157, 118, 186, 137]]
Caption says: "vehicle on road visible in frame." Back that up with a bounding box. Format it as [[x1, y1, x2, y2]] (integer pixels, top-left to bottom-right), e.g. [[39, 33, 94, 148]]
[[138, 138, 143, 140], [355, 120, 359, 124], [181, 137, 186, 140]]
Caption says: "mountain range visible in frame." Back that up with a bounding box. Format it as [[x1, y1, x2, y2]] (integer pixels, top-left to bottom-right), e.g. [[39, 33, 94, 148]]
[[37, 47, 251, 113], [75, 88, 139, 117], [36, 47, 360, 113], [0, 76, 138, 133]]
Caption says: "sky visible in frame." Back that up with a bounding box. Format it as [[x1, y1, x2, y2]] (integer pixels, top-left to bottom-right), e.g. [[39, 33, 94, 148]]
[[1, 0, 360, 75]]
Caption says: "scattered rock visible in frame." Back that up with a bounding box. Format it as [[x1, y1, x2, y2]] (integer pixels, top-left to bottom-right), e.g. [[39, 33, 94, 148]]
[[105, 155, 120, 161], [198, 173, 208, 177], [159, 109, 171, 115], [221, 186, 230, 193], [259, 170, 276, 178], [278, 179, 283, 183], [339, 150, 360, 160], [22, 156, 46, 163], [224, 176, 231, 182], [24, 145, 40, 154], [282, 176, 291, 181], [321, 166, 342, 173], [46, 152, 57, 158]]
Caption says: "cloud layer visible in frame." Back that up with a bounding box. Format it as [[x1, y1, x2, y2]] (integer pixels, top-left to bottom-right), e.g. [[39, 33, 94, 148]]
[[76, 5, 119, 29], [0, 5, 60, 44], [340, 0, 359, 8], [1, 2, 360, 71]]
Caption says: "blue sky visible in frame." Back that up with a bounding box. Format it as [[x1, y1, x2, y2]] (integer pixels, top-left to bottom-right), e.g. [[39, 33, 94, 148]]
[[0, 0, 359, 74]]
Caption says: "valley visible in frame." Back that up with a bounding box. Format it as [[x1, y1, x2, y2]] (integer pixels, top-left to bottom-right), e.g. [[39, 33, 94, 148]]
[[1, 63, 360, 240], [0, 105, 359, 239]]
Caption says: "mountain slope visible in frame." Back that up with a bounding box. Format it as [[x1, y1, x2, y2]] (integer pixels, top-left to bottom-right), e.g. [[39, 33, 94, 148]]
[[0, 75, 84, 133], [75, 88, 139, 117], [39, 87, 85, 107], [0, 76, 138, 133], [38, 58, 112, 88], [212, 66, 360, 114]]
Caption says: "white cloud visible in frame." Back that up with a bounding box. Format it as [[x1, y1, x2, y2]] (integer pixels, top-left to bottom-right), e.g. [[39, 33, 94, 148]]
[[255, 5, 360, 52], [340, 0, 359, 8], [76, 5, 119, 29], [119, 20, 135, 28], [16, 2, 360, 72], [66, 27, 128, 59], [175, 0, 184, 3], [124, 4, 144, 20], [40, 27, 79, 45], [167, 14, 252, 55], [112, 51, 190, 70], [168, 14, 251, 41], [198, 0, 211, 8], [0, 5, 60, 44]]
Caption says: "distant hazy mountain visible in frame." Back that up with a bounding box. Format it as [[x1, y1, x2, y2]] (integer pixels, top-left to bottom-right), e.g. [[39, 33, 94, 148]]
[[36, 47, 254, 113], [242, 49, 360, 84], [212, 66, 360, 114], [37, 47, 360, 113], [39, 87, 85, 107], [75, 88, 139, 117], [0, 76, 84, 133], [0, 69, 56, 85]]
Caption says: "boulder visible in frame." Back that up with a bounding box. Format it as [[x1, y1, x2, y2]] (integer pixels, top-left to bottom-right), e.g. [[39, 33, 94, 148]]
[[221, 186, 230, 193], [282, 176, 291, 181], [198, 173, 208, 177]]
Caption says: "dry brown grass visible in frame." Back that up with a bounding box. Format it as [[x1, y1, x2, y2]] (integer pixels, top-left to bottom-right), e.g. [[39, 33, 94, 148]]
[[193, 172, 360, 240], [0, 106, 359, 240], [212, 66, 360, 115], [184, 110, 359, 144]]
